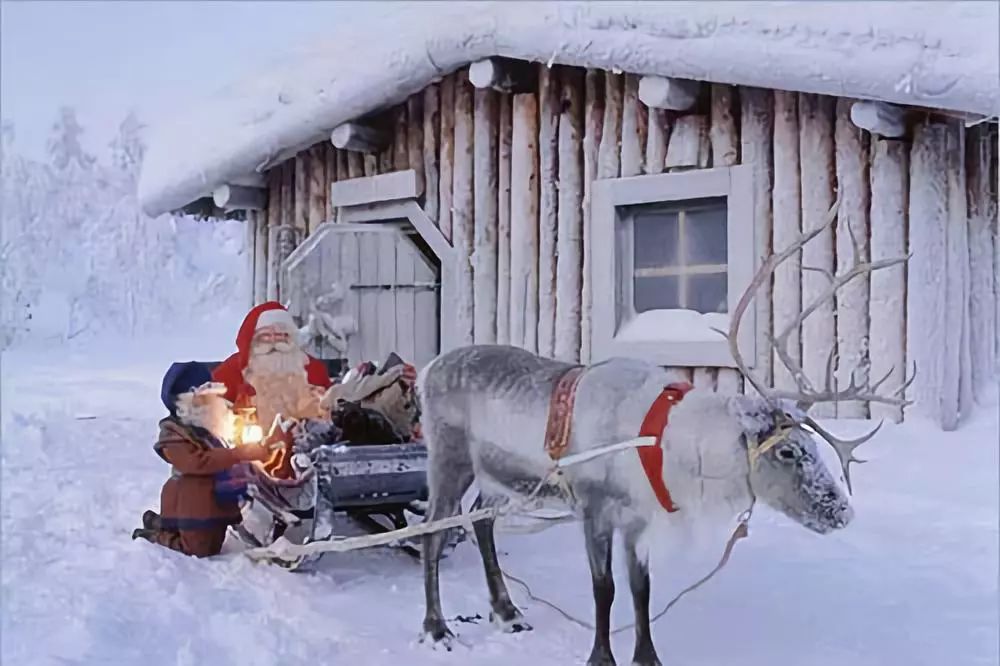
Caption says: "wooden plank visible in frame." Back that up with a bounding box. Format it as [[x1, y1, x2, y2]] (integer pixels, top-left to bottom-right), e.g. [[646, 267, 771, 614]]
[[906, 122, 949, 425], [337, 149, 348, 189], [555, 69, 585, 363], [308, 144, 326, 235], [329, 170, 419, 207], [473, 86, 499, 344], [452, 71, 475, 345], [581, 69, 604, 363], [621, 73, 645, 177], [266, 170, 281, 300], [254, 209, 269, 305], [833, 98, 872, 418], [712, 83, 740, 392], [339, 231, 362, 365], [597, 73, 623, 180], [510, 92, 540, 352], [245, 211, 258, 309], [966, 124, 998, 402], [710, 84, 738, 168], [423, 83, 441, 223], [665, 115, 710, 170], [393, 105, 409, 172], [944, 121, 971, 429], [363, 153, 377, 178], [408, 94, 425, 196], [771, 90, 802, 393], [326, 144, 338, 225], [377, 230, 398, 361], [294, 151, 309, 239], [359, 231, 381, 362], [797, 92, 833, 412], [645, 107, 669, 175], [347, 151, 363, 180], [497, 94, 513, 345], [439, 74, 456, 240], [538, 64, 560, 358], [410, 234, 439, 368], [869, 137, 909, 423]]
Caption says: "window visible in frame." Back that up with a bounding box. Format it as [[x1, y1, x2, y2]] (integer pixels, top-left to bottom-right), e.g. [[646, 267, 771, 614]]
[[590, 166, 756, 367]]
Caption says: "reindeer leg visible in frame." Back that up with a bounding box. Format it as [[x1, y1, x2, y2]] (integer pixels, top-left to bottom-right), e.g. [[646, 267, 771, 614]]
[[625, 529, 660, 666], [584, 510, 617, 666], [470, 493, 532, 633], [420, 425, 474, 648]]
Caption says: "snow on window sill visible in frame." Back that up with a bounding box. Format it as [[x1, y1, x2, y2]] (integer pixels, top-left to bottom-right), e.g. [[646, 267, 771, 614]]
[[616, 309, 729, 343]]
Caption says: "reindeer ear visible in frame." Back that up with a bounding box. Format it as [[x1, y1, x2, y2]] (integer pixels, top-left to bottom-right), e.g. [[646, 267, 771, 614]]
[[726, 395, 775, 439]]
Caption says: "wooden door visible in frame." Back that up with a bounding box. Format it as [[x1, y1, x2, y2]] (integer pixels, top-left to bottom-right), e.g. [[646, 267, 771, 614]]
[[284, 221, 440, 368]]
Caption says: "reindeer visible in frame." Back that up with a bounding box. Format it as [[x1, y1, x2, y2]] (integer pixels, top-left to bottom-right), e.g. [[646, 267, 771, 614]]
[[416, 198, 913, 666]]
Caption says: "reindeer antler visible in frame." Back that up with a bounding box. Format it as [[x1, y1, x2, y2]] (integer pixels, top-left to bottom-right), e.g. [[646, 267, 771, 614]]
[[717, 195, 916, 493]]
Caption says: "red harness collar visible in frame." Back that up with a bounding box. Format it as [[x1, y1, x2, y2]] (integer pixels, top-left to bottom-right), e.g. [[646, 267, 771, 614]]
[[543, 367, 692, 513]]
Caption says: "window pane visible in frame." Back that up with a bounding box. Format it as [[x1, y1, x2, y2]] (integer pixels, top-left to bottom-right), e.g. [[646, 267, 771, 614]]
[[633, 211, 679, 269], [685, 203, 728, 265], [634, 275, 681, 312], [687, 272, 728, 314]]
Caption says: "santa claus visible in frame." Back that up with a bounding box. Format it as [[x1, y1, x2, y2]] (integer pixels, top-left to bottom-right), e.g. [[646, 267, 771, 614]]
[[212, 302, 332, 436]]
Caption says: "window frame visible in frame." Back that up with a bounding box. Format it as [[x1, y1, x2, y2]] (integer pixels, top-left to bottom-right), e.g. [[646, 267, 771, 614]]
[[590, 165, 756, 368]]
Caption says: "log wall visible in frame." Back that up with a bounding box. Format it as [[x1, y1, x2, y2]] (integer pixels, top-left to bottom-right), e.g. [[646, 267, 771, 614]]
[[252, 63, 999, 426]]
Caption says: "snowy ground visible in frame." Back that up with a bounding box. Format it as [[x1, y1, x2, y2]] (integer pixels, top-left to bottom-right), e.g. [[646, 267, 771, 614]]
[[2, 337, 998, 666]]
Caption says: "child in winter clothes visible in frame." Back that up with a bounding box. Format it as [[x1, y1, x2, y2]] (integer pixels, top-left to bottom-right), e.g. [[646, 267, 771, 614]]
[[133, 381, 275, 557]]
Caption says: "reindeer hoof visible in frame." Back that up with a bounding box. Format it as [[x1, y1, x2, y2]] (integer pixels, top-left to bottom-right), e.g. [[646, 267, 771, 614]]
[[490, 609, 533, 633], [587, 649, 617, 666], [419, 619, 454, 650]]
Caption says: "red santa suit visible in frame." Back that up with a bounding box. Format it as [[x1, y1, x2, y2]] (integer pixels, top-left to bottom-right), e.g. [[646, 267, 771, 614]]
[[212, 302, 332, 410]]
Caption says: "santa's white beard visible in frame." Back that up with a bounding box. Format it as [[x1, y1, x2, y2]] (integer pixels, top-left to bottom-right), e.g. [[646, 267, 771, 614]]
[[244, 344, 316, 426]]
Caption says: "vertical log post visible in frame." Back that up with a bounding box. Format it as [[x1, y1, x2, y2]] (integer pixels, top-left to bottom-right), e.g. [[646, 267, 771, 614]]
[[580, 70, 605, 363], [510, 93, 540, 352], [869, 137, 909, 423], [393, 105, 409, 172], [254, 209, 269, 305], [266, 170, 280, 300], [966, 124, 998, 402], [644, 107, 669, 175], [742, 88, 776, 394], [538, 65, 560, 357], [555, 69, 584, 362], [423, 84, 441, 222], [943, 121, 972, 427], [621, 74, 646, 177], [452, 73, 475, 344], [294, 151, 309, 241], [473, 87, 499, 344], [497, 95, 514, 345], [771, 91, 801, 392], [712, 84, 741, 393], [245, 211, 258, 309], [834, 99, 872, 419], [408, 94, 424, 196], [308, 144, 326, 234], [439, 74, 456, 240], [325, 145, 338, 223], [797, 93, 833, 415], [906, 122, 949, 425]]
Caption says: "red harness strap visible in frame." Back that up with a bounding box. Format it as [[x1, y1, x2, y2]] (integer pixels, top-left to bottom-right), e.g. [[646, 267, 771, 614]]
[[544, 366, 586, 460], [638, 382, 694, 513], [543, 369, 693, 513]]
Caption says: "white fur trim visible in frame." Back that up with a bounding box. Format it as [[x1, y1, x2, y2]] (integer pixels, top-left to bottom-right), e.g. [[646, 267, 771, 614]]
[[256, 308, 296, 332]]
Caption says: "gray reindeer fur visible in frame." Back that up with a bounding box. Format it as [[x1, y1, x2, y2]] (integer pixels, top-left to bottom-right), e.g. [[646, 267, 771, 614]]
[[417, 344, 853, 666]]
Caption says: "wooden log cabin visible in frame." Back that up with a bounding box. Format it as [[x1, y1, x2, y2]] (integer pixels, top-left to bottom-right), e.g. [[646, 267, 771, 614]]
[[138, 3, 999, 430]]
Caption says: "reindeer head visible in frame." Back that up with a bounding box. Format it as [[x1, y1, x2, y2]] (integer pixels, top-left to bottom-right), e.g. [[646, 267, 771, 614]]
[[717, 196, 914, 533]]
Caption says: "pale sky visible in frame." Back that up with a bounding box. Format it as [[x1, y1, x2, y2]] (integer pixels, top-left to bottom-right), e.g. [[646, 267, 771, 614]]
[[1, 1, 379, 161]]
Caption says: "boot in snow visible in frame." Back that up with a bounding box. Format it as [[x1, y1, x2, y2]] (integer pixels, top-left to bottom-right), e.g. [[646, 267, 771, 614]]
[[142, 510, 161, 530], [132, 527, 157, 542]]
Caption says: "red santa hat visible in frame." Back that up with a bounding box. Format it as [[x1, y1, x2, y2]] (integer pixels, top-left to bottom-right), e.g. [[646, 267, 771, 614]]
[[232, 301, 298, 368]]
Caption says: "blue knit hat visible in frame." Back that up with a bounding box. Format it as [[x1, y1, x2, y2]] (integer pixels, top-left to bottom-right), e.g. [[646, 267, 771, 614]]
[[160, 361, 216, 415]]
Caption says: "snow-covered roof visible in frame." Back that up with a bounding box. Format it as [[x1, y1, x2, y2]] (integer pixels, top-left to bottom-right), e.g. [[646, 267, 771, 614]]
[[138, 1, 999, 217]]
